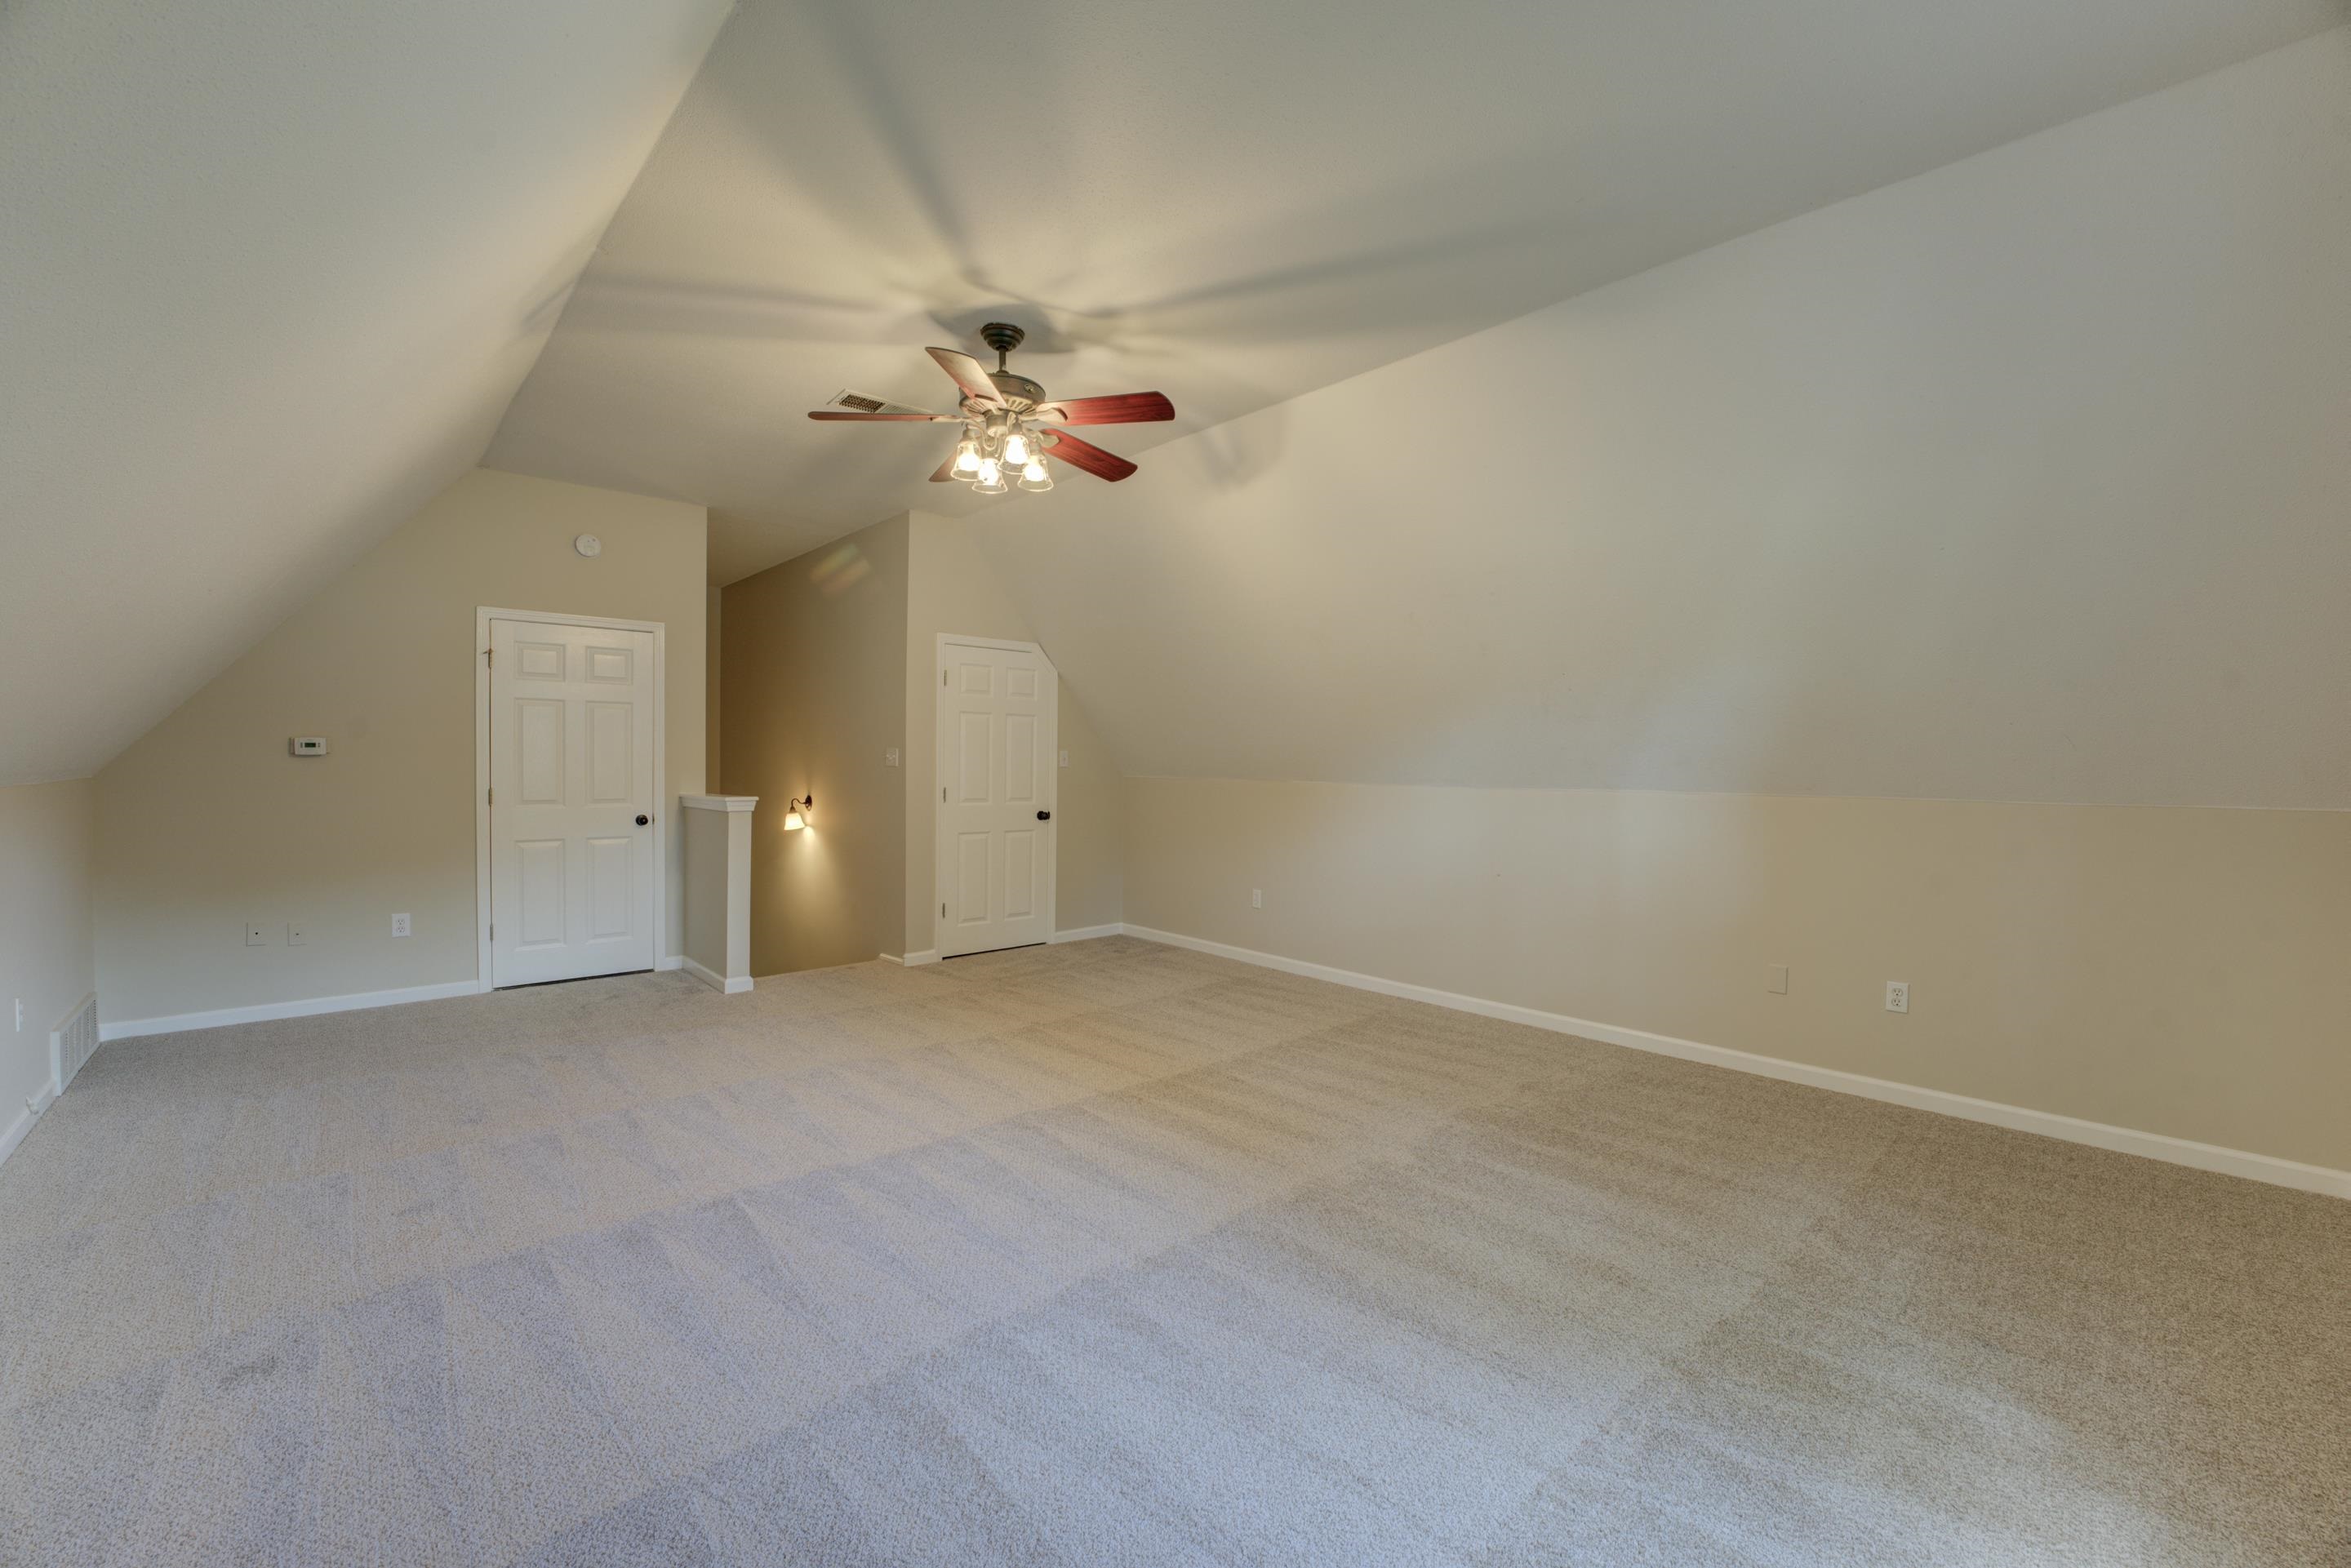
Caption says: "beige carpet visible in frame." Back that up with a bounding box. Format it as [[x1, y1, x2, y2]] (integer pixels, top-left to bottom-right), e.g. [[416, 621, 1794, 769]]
[[0, 935, 2344, 1566]]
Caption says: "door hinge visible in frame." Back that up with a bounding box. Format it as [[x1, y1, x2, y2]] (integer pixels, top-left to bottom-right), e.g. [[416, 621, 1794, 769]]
[[942, 903, 947, 919], [490, 922, 495, 939], [942, 669, 948, 686], [487, 787, 493, 806], [941, 786, 947, 802]]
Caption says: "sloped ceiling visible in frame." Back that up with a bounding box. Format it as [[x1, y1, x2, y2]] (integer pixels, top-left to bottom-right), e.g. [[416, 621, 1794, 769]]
[[483, 0, 2344, 586], [0, 0, 731, 787], [968, 33, 2351, 810]]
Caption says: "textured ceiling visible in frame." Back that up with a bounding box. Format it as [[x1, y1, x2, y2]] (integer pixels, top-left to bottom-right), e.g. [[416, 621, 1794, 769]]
[[0, 0, 731, 786], [482, 0, 2346, 586]]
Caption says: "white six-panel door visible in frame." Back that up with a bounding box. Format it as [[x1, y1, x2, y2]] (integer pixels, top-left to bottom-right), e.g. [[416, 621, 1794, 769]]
[[936, 637, 1056, 958], [490, 618, 659, 986]]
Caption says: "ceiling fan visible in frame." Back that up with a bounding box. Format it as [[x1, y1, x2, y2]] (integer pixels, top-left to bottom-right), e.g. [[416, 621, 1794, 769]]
[[808, 322, 1173, 492]]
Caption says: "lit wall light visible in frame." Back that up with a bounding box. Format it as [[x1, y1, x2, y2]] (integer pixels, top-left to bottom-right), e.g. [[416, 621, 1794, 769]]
[[783, 794, 812, 830]]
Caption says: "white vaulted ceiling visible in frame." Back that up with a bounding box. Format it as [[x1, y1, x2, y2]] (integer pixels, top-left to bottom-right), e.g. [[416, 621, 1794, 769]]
[[7, 1, 2345, 796], [0, 0, 731, 786], [482, 0, 2344, 584], [966, 33, 2351, 809]]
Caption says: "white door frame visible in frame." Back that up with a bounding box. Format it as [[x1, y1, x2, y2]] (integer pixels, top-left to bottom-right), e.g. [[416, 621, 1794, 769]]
[[935, 633, 1056, 953], [475, 606, 668, 991]]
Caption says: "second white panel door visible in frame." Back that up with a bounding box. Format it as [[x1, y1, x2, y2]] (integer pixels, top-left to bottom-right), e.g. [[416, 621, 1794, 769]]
[[490, 618, 660, 986], [936, 639, 1056, 957]]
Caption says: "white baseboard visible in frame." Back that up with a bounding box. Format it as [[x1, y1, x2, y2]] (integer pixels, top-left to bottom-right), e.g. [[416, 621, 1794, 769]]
[[1051, 924, 1124, 944], [0, 1082, 59, 1171], [1121, 923, 2351, 1202], [99, 979, 486, 1042], [682, 957, 753, 994], [888, 950, 940, 967]]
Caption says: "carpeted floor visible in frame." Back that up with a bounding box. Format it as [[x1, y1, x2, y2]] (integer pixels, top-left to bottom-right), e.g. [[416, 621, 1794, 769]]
[[0, 935, 2344, 1566]]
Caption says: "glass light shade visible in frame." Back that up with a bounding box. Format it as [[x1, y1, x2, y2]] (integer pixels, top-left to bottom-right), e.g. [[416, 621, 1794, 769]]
[[1002, 429, 1032, 465], [952, 437, 980, 473], [974, 456, 1008, 495], [783, 807, 805, 830], [1017, 457, 1052, 491]]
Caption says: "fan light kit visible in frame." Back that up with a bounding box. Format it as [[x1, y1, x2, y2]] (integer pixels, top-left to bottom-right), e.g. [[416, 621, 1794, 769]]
[[809, 322, 1173, 494]]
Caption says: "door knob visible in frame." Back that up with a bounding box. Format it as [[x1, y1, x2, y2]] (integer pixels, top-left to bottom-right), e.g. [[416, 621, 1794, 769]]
[[1037, 811, 1051, 820], [635, 814, 651, 826]]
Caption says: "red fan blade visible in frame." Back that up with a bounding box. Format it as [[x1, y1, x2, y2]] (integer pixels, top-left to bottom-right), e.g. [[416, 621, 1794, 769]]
[[1042, 429, 1137, 482], [1033, 392, 1173, 425], [927, 347, 1007, 408], [928, 452, 959, 482], [808, 410, 953, 421]]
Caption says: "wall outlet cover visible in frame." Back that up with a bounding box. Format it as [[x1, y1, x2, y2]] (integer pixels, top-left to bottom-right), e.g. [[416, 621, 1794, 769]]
[[1886, 980, 1909, 1014], [1767, 963, 1789, 995], [245, 922, 269, 946], [391, 913, 412, 938], [1251, 889, 1264, 909]]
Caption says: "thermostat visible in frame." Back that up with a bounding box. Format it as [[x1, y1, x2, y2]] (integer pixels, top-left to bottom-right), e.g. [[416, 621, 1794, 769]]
[[290, 736, 329, 757], [574, 533, 602, 557]]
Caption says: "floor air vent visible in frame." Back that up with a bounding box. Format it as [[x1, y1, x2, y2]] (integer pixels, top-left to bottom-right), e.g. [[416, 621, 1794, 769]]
[[51, 994, 98, 1095]]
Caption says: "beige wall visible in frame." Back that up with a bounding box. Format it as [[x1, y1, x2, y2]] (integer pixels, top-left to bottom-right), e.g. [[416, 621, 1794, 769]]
[[95, 469, 707, 1025], [1053, 705, 1126, 934], [1124, 779, 2351, 1171], [0, 778, 96, 1120], [903, 511, 1122, 956], [704, 584, 722, 786], [721, 515, 909, 975]]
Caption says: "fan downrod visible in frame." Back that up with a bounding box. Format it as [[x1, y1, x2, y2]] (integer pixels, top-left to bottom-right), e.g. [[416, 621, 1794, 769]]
[[979, 321, 1026, 371]]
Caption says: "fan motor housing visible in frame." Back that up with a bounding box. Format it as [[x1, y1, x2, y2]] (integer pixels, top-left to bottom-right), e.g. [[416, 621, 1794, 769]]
[[987, 371, 1047, 409]]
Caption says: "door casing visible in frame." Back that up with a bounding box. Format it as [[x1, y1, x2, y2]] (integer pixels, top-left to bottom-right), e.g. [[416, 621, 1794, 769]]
[[474, 606, 667, 990], [934, 633, 1057, 957]]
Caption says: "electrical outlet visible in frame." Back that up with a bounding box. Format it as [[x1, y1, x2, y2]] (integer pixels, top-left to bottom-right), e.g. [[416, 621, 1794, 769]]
[[245, 922, 269, 947], [287, 922, 307, 946], [1059, 749, 1070, 768], [391, 913, 411, 938], [1885, 980, 1909, 1014], [1251, 888, 1263, 909], [1766, 963, 1789, 995], [885, 747, 900, 767]]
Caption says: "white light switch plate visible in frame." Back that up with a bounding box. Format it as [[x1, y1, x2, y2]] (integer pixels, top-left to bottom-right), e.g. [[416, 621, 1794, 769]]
[[1766, 963, 1789, 995]]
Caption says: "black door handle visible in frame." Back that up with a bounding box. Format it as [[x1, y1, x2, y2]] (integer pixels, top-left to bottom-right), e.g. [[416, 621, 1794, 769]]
[[1037, 811, 1051, 820], [635, 814, 651, 826]]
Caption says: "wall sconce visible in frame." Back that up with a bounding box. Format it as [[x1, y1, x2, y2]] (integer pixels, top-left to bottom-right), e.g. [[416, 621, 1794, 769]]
[[783, 794, 812, 831]]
